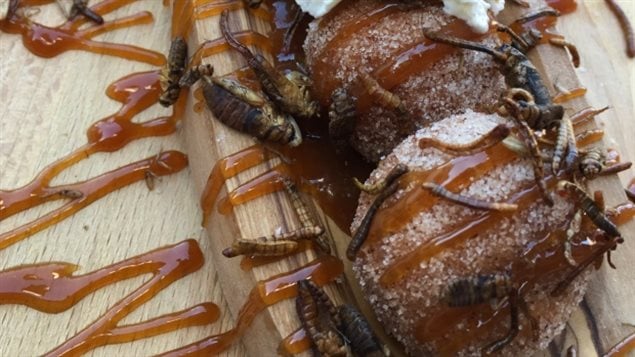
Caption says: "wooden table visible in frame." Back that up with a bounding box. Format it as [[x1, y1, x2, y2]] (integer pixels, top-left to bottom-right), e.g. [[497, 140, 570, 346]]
[[0, 0, 632, 356]]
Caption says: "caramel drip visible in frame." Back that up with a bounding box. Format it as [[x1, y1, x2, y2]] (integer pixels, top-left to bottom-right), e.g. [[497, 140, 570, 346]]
[[1, 151, 187, 249], [605, 332, 635, 357], [571, 107, 610, 128], [192, 31, 271, 65], [240, 240, 312, 271], [364, 144, 517, 251], [279, 327, 311, 356], [575, 129, 605, 147], [0, 0, 165, 65], [416, 206, 633, 354], [546, 0, 578, 14], [159, 255, 344, 356], [217, 164, 290, 215], [194, 0, 272, 21], [2, 240, 206, 356], [171, 0, 194, 39], [0, 71, 187, 249], [380, 182, 543, 287], [367, 18, 481, 93], [311, 2, 402, 104], [553, 87, 587, 104], [200, 145, 273, 225]]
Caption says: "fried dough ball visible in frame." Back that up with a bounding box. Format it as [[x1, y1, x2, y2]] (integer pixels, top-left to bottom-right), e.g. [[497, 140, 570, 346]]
[[304, 0, 506, 162], [351, 110, 590, 355]]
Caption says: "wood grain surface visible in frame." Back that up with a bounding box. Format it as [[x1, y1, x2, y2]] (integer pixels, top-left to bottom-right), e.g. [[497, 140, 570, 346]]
[[0, 0, 633, 356]]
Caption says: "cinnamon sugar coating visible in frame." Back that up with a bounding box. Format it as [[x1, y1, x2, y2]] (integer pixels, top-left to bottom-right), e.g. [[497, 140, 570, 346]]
[[304, 0, 506, 162], [351, 111, 590, 355]]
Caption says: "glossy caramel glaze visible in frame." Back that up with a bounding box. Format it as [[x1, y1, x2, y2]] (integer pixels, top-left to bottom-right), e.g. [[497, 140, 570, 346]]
[[0, 70, 187, 249], [605, 331, 635, 357], [0, 0, 165, 65], [158, 255, 343, 355]]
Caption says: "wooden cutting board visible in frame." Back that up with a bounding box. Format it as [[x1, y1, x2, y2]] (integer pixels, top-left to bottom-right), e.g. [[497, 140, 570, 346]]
[[0, 0, 633, 356]]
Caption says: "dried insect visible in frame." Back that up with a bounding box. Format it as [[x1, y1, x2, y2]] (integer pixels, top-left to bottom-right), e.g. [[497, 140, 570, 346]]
[[144, 171, 157, 191], [222, 237, 299, 257], [604, 0, 635, 57], [424, 31, 553, 107], [328, 88, 357, 151], [57, 0, 103, 24], [337, 304, 385, 357], [496, 11, 580, 68], [353, 163, 408, 195], [553, 227, 624, 296], [499, 86, 564, 133], [421, 182, 518, 212], [159, 37, 188, 107], [179, 64, 214, 88], [504, 98, 554, 206], [202, 76, 302, 146], [564, 209, 582, 266], [552, 115, 576, 174], [578, 147, 632, 180], [58, 189, 84, 199], [348, 164, 409, 260], [281, 177, 331, 254], [295, 279, 351, 357], [220, 10, 318, 118], [222, 177, 325, 257], [70, 0, 103, 24], [418, 124, 511, 156], [556, 181, 621, 238], [282, 6, 306, 53], [358, 71, 406, 115], [444, 273, 520, 353], [243, 0, 262, 9]]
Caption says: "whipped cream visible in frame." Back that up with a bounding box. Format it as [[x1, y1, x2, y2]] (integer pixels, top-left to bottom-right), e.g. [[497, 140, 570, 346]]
[[442, 0, 504, 33], [295, 0, 343, 18], [295, 0, 504, 34]]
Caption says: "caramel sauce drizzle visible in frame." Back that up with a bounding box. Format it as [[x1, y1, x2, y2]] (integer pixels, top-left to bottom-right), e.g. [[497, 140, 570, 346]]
[[417, 205, 635, 355], [553, 87, 587, 104], [158, 255, 343, 356], [44, 240, 207, 356], [0, 240, 213, 355], [278, 327, 311, 356], [194, 0, 272, 21], [605, 331, 635, 357], [0, 0, 165, 66], [171, 0, 194, 39], [0, 70, 187, 249]]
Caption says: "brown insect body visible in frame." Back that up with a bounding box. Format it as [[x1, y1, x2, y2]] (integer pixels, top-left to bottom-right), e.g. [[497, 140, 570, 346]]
[[328, 88, 357, 150], [202, 77, 302, 146], [220, 10, 318, 118], [358, 71, 406, 114], [295, 280, 351, 357], [504, 99, 554, 206], [222, 238, 298, 258], [337, 304, 384, 357], [556, 181, 621, 238], [243, 0, 262, 8], [445, 273, 519, 353], [445, 273, 513, 307], [422, 182, 518, 212], [348, 165, 409, 260], [69, 0, 103, 24], [578, 148, 604, 179], [159, 37, 188, 107], [418, 124, 511, 156], [179, 64, 214, 88]]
